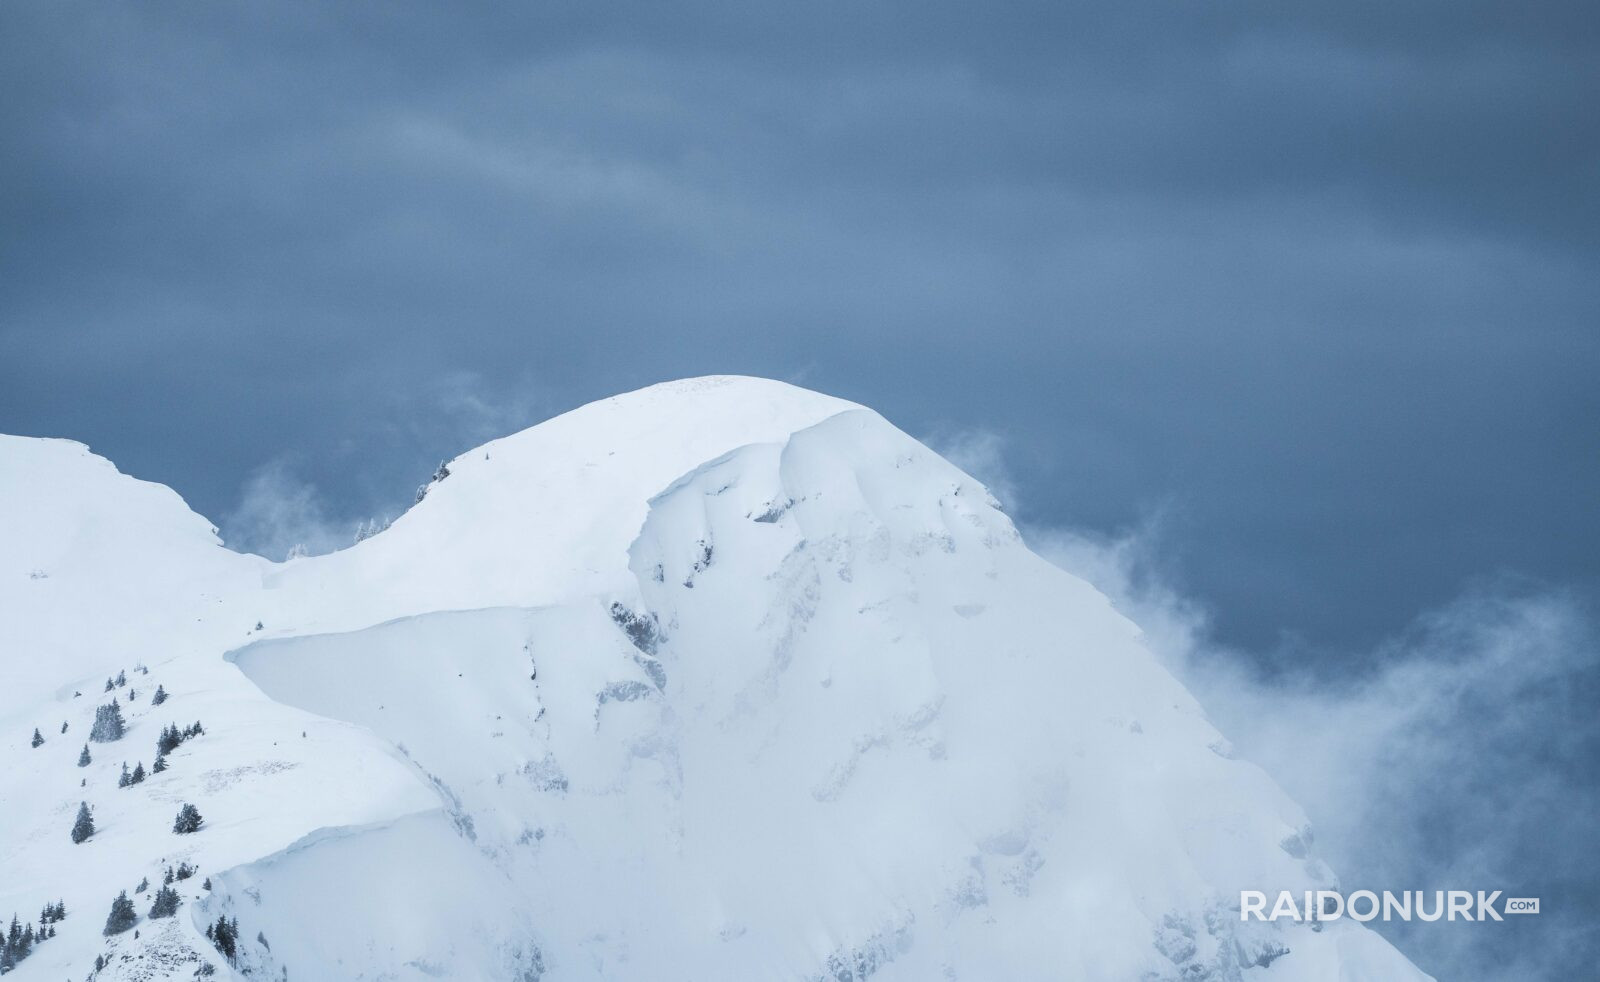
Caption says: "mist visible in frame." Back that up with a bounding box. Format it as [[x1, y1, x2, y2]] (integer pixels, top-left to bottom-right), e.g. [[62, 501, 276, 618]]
[[1033, 522, 1598, 981]]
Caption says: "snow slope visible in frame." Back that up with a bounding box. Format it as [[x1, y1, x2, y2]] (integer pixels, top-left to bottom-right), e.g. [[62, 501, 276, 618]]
[[0, 377, 1431, 981], [0, 436, 268, 720]]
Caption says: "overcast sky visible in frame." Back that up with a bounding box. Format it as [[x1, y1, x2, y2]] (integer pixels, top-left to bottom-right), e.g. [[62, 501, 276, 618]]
[[3, 7, 1598, 974], [4, 1, 1596, 654]]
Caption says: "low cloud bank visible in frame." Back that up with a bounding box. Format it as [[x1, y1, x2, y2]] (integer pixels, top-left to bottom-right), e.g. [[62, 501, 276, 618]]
[[1033, 521, 1598, 982]]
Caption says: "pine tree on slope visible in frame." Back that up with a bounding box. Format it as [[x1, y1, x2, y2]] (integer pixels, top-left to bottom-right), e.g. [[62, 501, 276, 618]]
[[103, 891, 136, 936], [207, 915, 239, 962], [148, 885, 181, 919], [89, 700, 125, 742], [157, 724, 181, 755], [70, 802, 95, 844], [173, 803, 204, 834]]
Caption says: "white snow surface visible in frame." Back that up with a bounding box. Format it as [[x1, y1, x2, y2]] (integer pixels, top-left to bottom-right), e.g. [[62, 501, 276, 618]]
[[0, 376, 1431, 981]]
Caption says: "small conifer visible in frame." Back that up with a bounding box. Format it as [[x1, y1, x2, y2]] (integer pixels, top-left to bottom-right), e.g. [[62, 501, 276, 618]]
[[70, 802, 95, 844]]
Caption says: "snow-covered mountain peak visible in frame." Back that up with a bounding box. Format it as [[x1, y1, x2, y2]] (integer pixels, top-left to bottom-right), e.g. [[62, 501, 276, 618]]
[[0, 379, 1430, 982], [264, 376, 864, 635], [419, 375, 862, 506]]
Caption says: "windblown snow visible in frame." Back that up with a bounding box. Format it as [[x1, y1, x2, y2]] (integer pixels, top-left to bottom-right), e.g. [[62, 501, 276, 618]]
[[0, 376, 1430, 981]]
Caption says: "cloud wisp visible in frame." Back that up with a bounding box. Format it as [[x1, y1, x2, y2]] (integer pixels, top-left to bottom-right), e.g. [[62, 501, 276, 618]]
[[221, 461, 365, 561], [220, 370, 549, 561]]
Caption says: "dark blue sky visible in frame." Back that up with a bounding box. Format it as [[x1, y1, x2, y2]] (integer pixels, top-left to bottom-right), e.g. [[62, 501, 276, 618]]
[[2, 2, 1596, 658]]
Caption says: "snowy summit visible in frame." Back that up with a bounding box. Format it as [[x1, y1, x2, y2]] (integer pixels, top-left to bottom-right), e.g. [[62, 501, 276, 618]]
[[0, 377, 1429, 980]]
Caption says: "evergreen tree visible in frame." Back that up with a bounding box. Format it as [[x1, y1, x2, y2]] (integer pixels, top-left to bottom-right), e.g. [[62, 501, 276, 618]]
[[104, 678, 114, 693], [131, 761, 146, 784], [175, 862, 196, 881], [152, 684, 168, 706], [128, 688, 137, 701], [0, 915, 33, 966], [207, 915, 239, 962], [148, 885, 181, 919], [103, 891, 137, 935], [77, 743, 91, 767], [118, 762, 131, 788], [157, 724, 181, 755], [89, 699, 125, 742], [163, 866, 174, 886], [70, 802, 95, 844], [116, 669, 127, 687], [136, 876, 149, 894], [30, 728, 43, 748], [60, 720, 68, 734], [153, 751, 168, 773], [173, 803, 204, 834]]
